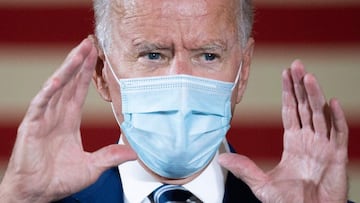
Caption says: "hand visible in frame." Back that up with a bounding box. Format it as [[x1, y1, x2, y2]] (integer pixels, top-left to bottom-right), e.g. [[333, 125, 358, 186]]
[[219, 60, 349, 203], [0, 37, 137, 203]]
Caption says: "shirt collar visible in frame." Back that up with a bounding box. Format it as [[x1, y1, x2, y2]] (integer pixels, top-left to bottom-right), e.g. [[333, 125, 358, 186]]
[[118, 136, 229, 203]]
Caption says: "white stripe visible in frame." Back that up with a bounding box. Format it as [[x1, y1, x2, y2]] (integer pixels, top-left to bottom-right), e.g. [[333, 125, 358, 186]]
[[1, 44, 359, 124]]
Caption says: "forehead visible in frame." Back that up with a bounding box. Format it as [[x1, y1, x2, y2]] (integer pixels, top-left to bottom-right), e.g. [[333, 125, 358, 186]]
[[110, 0, 241, 50], [112, 0, 239, 31], [114, 0, 238, 17]]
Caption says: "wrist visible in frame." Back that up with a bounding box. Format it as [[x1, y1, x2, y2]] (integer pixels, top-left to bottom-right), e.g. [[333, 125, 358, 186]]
[[0, 182, 49, 203], [0, 182, 21, 203]]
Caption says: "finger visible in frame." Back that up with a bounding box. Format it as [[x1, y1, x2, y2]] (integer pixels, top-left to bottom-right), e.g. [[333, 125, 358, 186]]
[[45, 38, 94, 104], [25, 38, 94, 122], [89, 144, 137, 177], [51, 38, 95, 107], [282, 68, 300, 130], [329, 99, 348, 147], [304, 74, 330, 138], [290, 60, 312, 129], [73, 43, 98, 108], [218, 153, 266, 190]]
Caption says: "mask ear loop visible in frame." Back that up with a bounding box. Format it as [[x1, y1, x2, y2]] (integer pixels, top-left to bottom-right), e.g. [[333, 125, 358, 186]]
[[223, 61, 243, 152], [218, 61, 243, 154], [103, 51, 120, 81], [102, 51, 124, 127], [231, 61, 243, 91]]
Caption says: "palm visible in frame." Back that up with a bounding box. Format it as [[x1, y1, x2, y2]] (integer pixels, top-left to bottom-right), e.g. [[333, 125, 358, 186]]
[[220, 60, 348, 203], [261, 128, 348, 203], [1, 38, 136, 202]]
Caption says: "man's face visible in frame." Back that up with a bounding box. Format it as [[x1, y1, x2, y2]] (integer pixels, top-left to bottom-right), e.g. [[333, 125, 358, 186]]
[[94, 0, 254, 183], [99, 0, 253, 122], [109, 0, 242, 80]]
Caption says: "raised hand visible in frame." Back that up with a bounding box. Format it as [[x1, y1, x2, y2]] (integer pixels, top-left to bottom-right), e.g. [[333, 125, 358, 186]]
[[219, 60, 349, 203], [0, 37, 137, 203]]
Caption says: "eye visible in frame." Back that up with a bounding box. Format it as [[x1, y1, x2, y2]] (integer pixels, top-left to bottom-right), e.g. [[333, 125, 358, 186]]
[[203, 53, 218, 61], [138, 51, 169, 67], [147, 53, 161, 60]]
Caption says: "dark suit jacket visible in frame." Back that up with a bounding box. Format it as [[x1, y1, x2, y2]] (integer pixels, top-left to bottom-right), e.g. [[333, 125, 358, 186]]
[[55, 166, 260, 203], [55, 142, 261, 203], [54, 141, 354, 203], [55, 167, 355, 203]]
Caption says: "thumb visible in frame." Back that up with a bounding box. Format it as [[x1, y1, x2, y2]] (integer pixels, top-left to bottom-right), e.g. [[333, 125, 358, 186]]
[[89, 144, 137, 176], [218, 153, 267, 189]]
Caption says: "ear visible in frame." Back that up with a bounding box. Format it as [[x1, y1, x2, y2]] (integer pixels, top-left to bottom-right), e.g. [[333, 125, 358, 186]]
[[91, 35, 112, 102], [236, 37, 254, 103]]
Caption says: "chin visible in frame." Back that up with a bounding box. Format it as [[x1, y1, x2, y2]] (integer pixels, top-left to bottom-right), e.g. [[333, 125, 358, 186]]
[[137, 159, 205, 185]]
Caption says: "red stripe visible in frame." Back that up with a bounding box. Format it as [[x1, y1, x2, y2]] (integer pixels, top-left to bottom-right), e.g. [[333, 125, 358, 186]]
[[1, 123, 359, 160], [0, 6, 359, 44], [254, 6, 360, 44], [1, 7, 93, 45]]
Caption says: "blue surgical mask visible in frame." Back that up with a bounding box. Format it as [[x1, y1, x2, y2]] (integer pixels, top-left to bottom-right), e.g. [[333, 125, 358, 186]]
[[105, 53, 241, 179]]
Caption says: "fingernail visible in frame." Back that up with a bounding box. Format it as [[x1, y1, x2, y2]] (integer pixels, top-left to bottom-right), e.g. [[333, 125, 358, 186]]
[[87, 34, 93, 40]]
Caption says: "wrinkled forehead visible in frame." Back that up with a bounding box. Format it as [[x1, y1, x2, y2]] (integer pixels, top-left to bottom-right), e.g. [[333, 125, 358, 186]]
[[112, 0, 239, 22]]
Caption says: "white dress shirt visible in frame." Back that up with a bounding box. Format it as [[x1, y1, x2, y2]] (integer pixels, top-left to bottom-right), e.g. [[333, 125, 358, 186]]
[[118, 137, 229, 203]]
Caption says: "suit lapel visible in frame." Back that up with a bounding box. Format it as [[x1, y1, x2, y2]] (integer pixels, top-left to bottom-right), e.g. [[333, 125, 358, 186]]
[[56, 144, 261, 203]]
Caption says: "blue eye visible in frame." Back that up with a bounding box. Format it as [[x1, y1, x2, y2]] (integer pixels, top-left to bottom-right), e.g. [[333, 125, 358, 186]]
[[147, 53, 161, 60], [204, 53, 217, 61]]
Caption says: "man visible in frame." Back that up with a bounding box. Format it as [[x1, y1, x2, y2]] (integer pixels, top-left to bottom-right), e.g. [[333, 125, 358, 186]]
[[0, 0, 350, 202]]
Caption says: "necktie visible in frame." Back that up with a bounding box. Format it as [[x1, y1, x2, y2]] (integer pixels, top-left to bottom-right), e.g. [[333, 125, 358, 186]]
[[148, 184, 203, 203]]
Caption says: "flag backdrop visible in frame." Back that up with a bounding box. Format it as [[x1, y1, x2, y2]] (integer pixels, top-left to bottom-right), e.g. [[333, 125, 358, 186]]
[[0, 0, 359, 201]]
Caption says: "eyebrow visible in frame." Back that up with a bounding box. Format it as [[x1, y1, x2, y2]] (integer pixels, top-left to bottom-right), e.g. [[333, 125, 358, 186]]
[[132, 40, 172, 53], [132, 39, 227, 53], [190, 40, 228, 52]]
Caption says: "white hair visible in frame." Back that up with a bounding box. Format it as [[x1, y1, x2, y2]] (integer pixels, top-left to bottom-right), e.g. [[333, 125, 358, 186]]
[[239, 0, 254, 46], [93, 0, 254, 52], [93, 0, 111, 51]]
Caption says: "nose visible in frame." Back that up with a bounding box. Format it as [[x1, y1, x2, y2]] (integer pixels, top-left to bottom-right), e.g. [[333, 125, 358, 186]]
[[168, 54, 193, 75]]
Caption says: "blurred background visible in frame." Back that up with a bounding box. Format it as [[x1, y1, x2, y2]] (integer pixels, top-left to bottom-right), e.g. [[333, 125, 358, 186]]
[[0, 0, 359, 201]]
